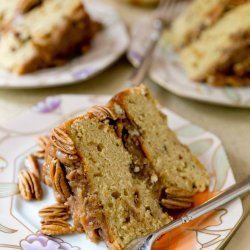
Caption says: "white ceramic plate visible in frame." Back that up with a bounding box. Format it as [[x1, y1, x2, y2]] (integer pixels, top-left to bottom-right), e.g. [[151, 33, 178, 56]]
[[0, 0, 129, 88], [0, 94, 243, 250], [128, 17, 250, 108]]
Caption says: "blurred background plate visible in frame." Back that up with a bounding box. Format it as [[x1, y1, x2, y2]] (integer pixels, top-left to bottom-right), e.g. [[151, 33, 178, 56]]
[[128, 16, 250, 108], [0, 0, 129, 89]]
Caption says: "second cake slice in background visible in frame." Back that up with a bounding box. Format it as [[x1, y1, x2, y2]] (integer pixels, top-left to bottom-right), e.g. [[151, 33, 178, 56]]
[[0, 0, 98, 74]]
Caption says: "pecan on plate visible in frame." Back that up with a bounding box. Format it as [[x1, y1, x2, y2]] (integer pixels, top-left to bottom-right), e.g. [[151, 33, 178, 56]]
[[50, 159, 71, 202], [18, 169, 43, 200], [161, 186, 194, 209], [39, 203, 70, 221], [41, 219, 74, 235]]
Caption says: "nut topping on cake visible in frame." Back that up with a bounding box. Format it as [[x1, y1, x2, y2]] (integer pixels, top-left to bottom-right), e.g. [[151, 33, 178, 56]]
[[161, 187, 194, 209], [18, 169, 43, 200], [90, 105, 116, 120], [50, 158, 71, 202], [51, 127, 77, 155]]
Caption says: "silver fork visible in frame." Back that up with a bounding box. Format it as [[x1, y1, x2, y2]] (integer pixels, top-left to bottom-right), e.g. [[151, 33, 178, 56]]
[[127, 0, 187, 87], [125, 176, 250, 250]]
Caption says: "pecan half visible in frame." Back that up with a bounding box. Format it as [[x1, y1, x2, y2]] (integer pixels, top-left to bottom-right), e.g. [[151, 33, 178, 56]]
[[90, 105, 116, 120], [25, 154, 40, 179], [18, 169, 43, 200], [51, 128, 76, 155], [41, 219, 74, 235], [50, 159, 71, 202], [39, 203, 70, 221], [161, 187, 194, 209]]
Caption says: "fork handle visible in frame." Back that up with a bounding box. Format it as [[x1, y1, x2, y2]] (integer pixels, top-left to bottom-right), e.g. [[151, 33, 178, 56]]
[[126, 19, 163, 87], [185, 175, 250, 221], [151, 176, 250, 244]]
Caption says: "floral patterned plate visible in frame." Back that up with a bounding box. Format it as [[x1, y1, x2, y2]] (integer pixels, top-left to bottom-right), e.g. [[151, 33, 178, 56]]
[[128, 17, 250, 108], [0, 0, 129, 88], [0, 94, 243, 250]]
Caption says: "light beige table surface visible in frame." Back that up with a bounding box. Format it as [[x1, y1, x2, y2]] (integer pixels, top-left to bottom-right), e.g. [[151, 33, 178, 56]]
[[0, 0, 249, 249]]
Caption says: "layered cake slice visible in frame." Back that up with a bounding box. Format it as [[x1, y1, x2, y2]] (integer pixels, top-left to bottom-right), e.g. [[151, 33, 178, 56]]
[[0, 0, 97, 74], [44, 85, 209, 249], [172, 0, 249, 49], [179, 2, 250, 85]]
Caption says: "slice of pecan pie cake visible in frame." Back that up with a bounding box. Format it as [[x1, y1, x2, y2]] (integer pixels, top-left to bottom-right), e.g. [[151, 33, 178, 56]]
[[43, 85, 209, 250]]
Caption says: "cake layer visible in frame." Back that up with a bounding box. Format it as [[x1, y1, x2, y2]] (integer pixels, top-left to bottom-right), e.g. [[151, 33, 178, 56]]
[[0, 0, 96, 74], [108, 85, 209, 195], [172, 0, 249, 49], [179, 2, 250, 82]]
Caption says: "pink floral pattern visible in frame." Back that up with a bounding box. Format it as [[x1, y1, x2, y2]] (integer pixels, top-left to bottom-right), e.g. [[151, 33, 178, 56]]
[[20, 232, 80, 250]]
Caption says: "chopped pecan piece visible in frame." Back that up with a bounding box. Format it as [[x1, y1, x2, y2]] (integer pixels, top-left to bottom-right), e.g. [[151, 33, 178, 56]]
[[18, 169, 43, 200], [50, 159, 71, 202]]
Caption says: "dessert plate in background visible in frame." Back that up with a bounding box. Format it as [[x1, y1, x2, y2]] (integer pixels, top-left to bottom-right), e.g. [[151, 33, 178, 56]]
[[128, 17, 250, 108], [0, 94, 243, 250], [0, 0, 129, 88]]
